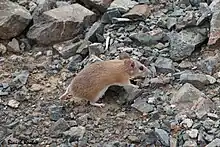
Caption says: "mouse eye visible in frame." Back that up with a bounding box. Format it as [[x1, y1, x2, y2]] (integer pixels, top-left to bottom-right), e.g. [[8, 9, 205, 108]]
[[139, 66, 144, 71]]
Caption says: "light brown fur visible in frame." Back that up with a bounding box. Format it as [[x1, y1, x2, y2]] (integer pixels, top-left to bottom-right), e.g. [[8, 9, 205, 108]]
[[59, 54, 148, 107]]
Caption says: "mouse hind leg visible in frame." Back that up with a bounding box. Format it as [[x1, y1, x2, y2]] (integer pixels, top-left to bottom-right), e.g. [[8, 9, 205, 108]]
[[89, 86, 109, 108]]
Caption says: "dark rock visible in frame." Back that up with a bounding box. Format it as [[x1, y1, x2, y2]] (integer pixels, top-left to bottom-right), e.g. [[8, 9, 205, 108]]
[[27, 4, 97, 45], [49, 118, 70, 138], [67, 55, 83, 72], [89, 43, 104, 56], [140, 130, 157, 145], [32, 0, 56, 24], [155, 128, 170, 146], [85, 22, 105, 43], [168, 27, 208, 61], [155, 57, 174, 73], [53, 40, 83, 59], [131, 97, 154, 113], [101, 9, 122, 24], [80, 0, 112, 13], [49, 105, 64, 121], [0, 0, 32, 39]]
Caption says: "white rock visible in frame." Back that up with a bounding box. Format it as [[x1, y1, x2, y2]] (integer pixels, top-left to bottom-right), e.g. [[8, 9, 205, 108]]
[[181, 118, 193, 128], [8, 99, 20, 108], [186, 129, 198, 139]]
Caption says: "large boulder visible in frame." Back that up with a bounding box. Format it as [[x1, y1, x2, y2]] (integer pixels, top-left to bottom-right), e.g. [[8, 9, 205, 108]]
[[168, 27, 208, 61], [27, 4, 97, 45], [0, 0, 32, 39]]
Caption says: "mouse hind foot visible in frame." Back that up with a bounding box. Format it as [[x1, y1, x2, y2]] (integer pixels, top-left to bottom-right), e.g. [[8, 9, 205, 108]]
[[90, 102, 105, 108]]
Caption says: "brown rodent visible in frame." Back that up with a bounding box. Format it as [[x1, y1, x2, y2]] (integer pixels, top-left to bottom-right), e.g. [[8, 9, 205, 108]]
[[59, 53, 149, 107]]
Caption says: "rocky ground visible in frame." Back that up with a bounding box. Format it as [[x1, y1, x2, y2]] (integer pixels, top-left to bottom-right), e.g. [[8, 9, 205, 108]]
[[1, 0, 220, 146]]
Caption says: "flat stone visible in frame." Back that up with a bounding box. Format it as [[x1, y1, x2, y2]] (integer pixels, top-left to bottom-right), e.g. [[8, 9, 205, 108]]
[[168, 27, 208, 61], [8, 99, 20, 108], [12, 70, 29, 85], [167, 17, 177, 30], [109, 0, 138, 12], [63, 126, 85, 140], [154, 57, 174, 73], [49, 105, 64, 121], [206, 138, 220, 147], [122, 4, 151, 19], [180, 73, 213, 89], [155, 128, 170, 146], [53, 40, 83, 59], [131, 97, 154, 113], [27, 4, 97, 45], [0, 0, 32, 39]]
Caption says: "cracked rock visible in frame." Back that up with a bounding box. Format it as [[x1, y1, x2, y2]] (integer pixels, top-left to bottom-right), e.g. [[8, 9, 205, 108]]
[[27, 4, 97, 45], [0, 0, 32, 39]]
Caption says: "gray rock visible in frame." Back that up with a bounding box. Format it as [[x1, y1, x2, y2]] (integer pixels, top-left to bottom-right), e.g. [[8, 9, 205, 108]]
[[138, 0, 150, 4], [63, 126, 85, 140], [131, 97, 154, 113], [0, 43, 7, 54], [180, 73, 213, 89], [85, 22, 105, 43], [167, 17, 177, 30], [208, 0, 220, 45], [155, 57, 174, 73], [27, 4, 97, 45], [122, 4, 151, 19], [108, 0, 138, 12], [191, 97, 215, 119], [155, 128, 170, 146], [53, 40, 83, 59], [128, 135, 140, 143], [101, 8, 122, 24], [80, 0, 112, 13], [32, 0, 56, 24], [204, 133, 214, 142], [181, 118, 193, 128], [150, 77, 171, 87], [186, 129, 198, 139], [176, 11, 197, 30], [198, 52, 219, 75], [8, 99, 20, 108], [49, 118, 70, 138], [206, 138, 220, 147], [207, 113, 219, 120], [183, 140, 197, 147], [0, 0, 32, 39], [12, 70, 29, 87], [67, 55, 83, 72], [89, 43, 104, 56], [56, 1, 70, 7], [7, 38, 21, 53], [168, 27, 208, 61], [130, 29, 165, 46], [171, 83, 203, 104], [49, 105, 64, 121], [76, 40, 91, 56]]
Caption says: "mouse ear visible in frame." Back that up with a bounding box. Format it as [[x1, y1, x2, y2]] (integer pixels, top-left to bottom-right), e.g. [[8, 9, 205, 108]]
[[119, 52, 130, 60], [124, 59, 135, 69]]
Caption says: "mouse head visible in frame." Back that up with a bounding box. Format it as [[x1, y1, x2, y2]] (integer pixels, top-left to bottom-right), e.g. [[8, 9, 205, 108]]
[[124, 58, 148, 78]]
